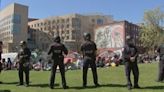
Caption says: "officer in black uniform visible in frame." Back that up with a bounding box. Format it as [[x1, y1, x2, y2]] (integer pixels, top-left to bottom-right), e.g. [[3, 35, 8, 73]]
[[81, 32, 100, 88], [122, 37, 140, 90], [157, 43, 164, 82], [48, 35, 69, 89], [17, 41, 31, 87]]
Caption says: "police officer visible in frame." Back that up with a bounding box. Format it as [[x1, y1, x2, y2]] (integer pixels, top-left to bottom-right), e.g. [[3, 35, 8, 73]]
[[122, 37, 140, 90], [17, 41, 31, 87], [48, 35, 69, 89], [0, 41, 3, 84], [81, 32, 100, 88], [156, 43, 164, 82]]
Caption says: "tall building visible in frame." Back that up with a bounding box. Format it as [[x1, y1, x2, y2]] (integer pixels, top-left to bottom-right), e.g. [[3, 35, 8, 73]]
[[28, 14, 113, 52], [0, 3, 28, 53]]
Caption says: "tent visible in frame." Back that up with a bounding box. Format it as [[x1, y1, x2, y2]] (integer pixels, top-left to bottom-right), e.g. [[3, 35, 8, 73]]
[[2, 53, 18, 62]]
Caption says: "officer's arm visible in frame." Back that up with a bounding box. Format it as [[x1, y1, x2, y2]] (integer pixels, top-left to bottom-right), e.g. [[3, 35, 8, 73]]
[[121, 47, 125, 59], [28, 49, 31, 58], [48, 45, 53, 55], [94, 42, 97, 56], [80, 44, 84, 58], [133, 47, 138, 58], [63, 45, 68, 55], [157, 46, 160, 53]]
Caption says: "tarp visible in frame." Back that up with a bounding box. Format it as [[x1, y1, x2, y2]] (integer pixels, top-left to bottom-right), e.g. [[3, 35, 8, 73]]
[[2, 53, 18, 62]]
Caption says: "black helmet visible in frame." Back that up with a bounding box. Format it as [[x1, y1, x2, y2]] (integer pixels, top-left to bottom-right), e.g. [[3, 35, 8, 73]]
[[20, 41, 26, 46], [54, 35, 61, 43], [83, 32, 91, 41]]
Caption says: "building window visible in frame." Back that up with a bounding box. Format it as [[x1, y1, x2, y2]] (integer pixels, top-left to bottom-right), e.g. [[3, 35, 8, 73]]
[[66, 36, 69, 40], [57, 19, 59, 23], [72, 18, 81, 28], [66, 18, 69, 23], [48, 21, 50, 25], [72, 30, 76, 39], [97, 19, 103, 25], [92, 19, 95, 23], [52, 20, 56, 24], [12, 24, 21, 33], [44, 22, 47, 26], [12, 14, 21, 24], [61, 19, 65, 23], [66, 30, 69, 34], [41, 22, 43, 26], [66, 24, 69, 28], [61, 25, 64, 29]]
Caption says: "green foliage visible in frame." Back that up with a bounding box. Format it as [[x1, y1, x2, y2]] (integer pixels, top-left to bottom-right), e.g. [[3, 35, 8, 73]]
[[140, 7, 164, 51]]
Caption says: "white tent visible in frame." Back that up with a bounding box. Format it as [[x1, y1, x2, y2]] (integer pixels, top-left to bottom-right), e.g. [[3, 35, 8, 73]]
[[2, 53, 18, 62]]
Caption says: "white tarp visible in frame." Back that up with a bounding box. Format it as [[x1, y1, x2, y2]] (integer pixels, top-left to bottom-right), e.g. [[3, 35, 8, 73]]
[[2, 53, 18, 62]]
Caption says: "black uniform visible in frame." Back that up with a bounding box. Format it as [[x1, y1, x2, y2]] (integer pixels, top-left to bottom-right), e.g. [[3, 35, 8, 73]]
[[48, 42, 68, 89], [17, 47, 31, 86], [157, 44, 164, 82], [123, 44, 139, 89], [81, 40, 99, 87]]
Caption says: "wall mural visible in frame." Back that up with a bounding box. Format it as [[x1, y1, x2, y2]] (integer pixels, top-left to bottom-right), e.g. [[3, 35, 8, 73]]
[[95, 24, 124, 48]]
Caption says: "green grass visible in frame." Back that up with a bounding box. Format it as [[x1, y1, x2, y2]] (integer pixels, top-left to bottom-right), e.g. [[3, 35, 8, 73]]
[[0, 63, 164, 92]]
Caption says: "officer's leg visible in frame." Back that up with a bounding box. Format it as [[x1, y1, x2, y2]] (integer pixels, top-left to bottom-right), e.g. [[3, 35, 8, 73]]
[[158, 60, 163, 81], [18, 65, 24, 85], [90, 59, 98, 86], [132, 62, 139, 87], [24, 66, 30, 86], [162, 65, 164, 81], [125, 61, 132, 87], [50, 63, 57, 88], [59, 61, 67, 88], [83, 58, 89, 87]]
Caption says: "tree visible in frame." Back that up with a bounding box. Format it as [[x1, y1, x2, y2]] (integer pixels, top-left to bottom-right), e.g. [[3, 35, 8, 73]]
[[140, 7, 164, 53]]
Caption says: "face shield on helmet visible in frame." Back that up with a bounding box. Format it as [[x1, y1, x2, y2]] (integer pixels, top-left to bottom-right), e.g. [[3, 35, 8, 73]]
[[83, 32, 91, 41], [54, 35, 61, 43]]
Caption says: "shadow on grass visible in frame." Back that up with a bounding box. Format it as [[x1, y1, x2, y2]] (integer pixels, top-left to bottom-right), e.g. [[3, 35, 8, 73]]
[[0, 90, 11, 92], [141, 85, 164, 90], [55, 83, 126, 90], [1, 82, 18, 85], [29, 83, 59, 88]]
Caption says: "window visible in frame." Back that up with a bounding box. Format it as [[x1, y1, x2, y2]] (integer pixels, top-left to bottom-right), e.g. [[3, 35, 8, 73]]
[[97, 19, 103, 25], [41, 22, 43, 26], [66, 36, 69, 40], [61, 19, 65, 23], [66, 18, 69, 23], [52, 20, 56, 24], [66, 30, 69, 34], [66, 24, 69, 28], [61, 25, 64, 29], [72, 18, 81, 28], [92, 19, 95, 23], [12, 14, 21, 24], [57, 19, 59, 23], [12, 24, 21, 33]]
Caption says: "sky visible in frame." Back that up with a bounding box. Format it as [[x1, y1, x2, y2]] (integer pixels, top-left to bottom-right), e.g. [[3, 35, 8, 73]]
[[0, 0, 164, 23]]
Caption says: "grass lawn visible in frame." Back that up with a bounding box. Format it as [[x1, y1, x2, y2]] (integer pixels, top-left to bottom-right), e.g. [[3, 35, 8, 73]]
[[0, 63, 164, 92]]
